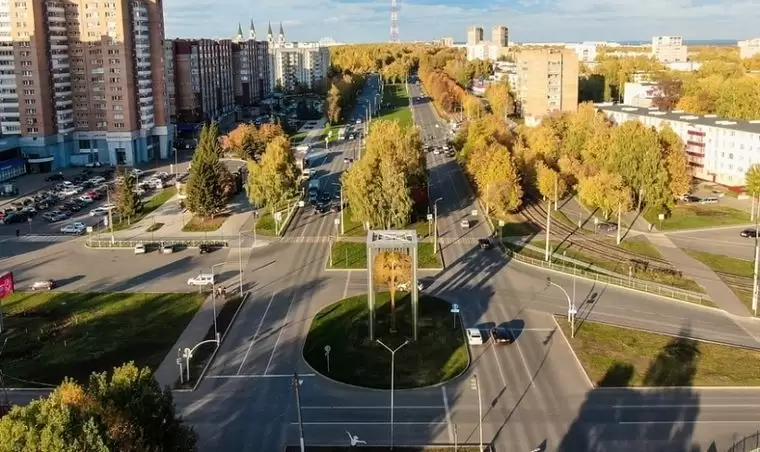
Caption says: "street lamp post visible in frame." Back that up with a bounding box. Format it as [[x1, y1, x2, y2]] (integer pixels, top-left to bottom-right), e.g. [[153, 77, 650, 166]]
[[293, 373, 306, 452], [470, 375, 483, 452], [334, 182, 344, 235], [376, 339, 409, 449], [433, 197, 443, 254], [547, 277, 577, 338], [238, 232, 244, 296]]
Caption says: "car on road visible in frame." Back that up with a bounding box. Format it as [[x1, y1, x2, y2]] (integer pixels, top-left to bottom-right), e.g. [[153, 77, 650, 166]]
[[89, 207, 110, 216], [343, 157, 353, 164], [433, 148, 441, 155], [741, 229, 758, 238], [490, 326, 515, 344], [60, 222, 85, 234], [199, 243, 216, 254], [466, 328, 484, 345], [30, 279, 55, 291], [478, 238, 493, 250], [45, 173, 65, 182], [187, 274, 214, 286], [159, 242, 175, 254], [460, 219, 470, 229]]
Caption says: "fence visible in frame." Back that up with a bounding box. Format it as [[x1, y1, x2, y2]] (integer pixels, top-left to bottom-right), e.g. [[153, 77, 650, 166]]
[[503, 247, 711, 306], [727, 431, 760, 452], [86, 237, 229, 249]]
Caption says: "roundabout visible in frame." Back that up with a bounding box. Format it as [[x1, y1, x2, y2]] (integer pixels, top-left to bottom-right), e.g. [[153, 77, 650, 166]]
[[303, 292, 470, 389]]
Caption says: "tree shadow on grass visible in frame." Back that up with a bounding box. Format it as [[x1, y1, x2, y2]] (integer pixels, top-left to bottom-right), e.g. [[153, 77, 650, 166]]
[[558, 325, 703, 452]]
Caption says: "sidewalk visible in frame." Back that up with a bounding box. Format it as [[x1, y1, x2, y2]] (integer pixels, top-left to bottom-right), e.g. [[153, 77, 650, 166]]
[[558, 196, 651, 233], [646, 233, 750, 316]]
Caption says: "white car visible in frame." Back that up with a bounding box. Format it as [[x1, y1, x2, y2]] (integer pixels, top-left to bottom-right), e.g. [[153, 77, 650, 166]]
[[155, 171, 169, 179], [460, 219, 470, 229], [187, 274, 215, 286], [77, 195, 94, 204], [397, 280, 424, 292], [89, 207, 110, 216], [134, 243, 146, 254], [131, 168, 144, 177], [466, 328, 484, 345], [60, 223, 85, 234], [433, 148, 441, 155]]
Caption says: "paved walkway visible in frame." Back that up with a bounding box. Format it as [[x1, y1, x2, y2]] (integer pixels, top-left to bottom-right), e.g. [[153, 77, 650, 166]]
[[557, 196, 651, 233], [646, 233, 750, 316]]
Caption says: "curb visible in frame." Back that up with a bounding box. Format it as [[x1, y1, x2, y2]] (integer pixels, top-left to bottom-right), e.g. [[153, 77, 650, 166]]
[[173, 292, 251, 393], [299, 294, 471, 394], [551, 316, 594, 389]]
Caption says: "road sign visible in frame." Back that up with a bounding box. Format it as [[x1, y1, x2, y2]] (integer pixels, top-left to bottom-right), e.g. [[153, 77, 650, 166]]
[[274, 211, 283, 221], [451, 304, 460, 313], [26, 217, 31, 223], [334, 218, 340, 225], [86, 226, 93, 233], [427, 214, 433, 221], [658, 213, 665, 221]]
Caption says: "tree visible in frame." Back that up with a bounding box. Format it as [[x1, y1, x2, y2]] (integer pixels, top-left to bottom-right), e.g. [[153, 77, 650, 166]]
[[577, 171, 629, 220], [650, 77, 682, 111], [185, 123, 229, 219], [246, 135, 300, 212], [0, 363, 197, 452], [535, 161, 567, 208], [325, 83, 342, 124], [222, 123, 259, 160], [468, 142, 523, 216], [378, 156, 413, 228], [746, 164, 760, 196], [484, 81, 514, 120], [373, 251, 412, 332], [114, 171, 140, 225], [659, 124, 691, 199]]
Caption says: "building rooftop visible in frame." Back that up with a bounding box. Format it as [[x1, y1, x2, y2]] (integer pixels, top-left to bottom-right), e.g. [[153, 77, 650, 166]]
[[595, 102, 760, 135]]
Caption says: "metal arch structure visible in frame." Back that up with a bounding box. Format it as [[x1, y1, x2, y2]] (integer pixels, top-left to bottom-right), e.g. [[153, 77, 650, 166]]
[[366, 230, 419, 341]]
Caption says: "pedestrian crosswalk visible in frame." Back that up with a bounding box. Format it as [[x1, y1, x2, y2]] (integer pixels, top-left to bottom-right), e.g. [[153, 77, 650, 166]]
[[3, 234, 75, 243]]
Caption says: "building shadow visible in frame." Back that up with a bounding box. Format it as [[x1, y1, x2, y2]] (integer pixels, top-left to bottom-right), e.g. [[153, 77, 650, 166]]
[[557, 325, 703, 452]]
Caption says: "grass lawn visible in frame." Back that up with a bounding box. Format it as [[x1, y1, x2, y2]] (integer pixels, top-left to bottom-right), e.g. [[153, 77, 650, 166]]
[[557, 317, 760, 386], [330, 241, 442, 269], [527, 238, 704, 293], [110, 186, 177, 231], [371, 84, 412, 130], [684, 249, 755, 314], [340, 205, 430, 238], [493, 213, 539, 236], [289, 130, 309, 144], [0, 292, 204, 387], [645, 204, 750, 231], [182, 213, 230, 232], [303, 293, 468, 389], [255, 211, 277, 235], [602, 236, 664, 259]]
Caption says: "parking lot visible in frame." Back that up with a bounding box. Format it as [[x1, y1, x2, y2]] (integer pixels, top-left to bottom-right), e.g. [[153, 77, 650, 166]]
[[0, 167, 177, 236]]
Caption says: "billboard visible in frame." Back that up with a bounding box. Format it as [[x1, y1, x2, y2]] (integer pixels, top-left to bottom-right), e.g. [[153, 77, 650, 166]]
[[0, 271, 14, 299]]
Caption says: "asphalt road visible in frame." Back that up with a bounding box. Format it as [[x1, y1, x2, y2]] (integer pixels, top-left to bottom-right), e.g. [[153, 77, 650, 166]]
[[667, 226, 755, 261], [172, 80, 760, 452]]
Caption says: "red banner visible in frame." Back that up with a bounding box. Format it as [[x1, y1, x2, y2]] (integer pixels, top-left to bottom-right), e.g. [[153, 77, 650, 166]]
[[0, 271, 14, 299]]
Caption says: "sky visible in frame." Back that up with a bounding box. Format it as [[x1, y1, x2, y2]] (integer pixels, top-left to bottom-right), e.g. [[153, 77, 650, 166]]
[[163, 0, 760, 44]]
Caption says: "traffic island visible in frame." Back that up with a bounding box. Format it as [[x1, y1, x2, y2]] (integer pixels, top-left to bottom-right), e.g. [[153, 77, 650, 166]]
[[328, 241, 443, 270], [0, 292, 204, 388], [303, 293, 469, 389], [556, 317, 760, 387]]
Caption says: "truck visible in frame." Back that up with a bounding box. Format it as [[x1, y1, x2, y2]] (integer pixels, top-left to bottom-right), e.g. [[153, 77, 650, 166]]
[[307, 179, 320, 203]]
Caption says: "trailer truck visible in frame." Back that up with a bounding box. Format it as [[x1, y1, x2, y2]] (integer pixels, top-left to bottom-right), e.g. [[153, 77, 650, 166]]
[[307, 179, 320, 204]]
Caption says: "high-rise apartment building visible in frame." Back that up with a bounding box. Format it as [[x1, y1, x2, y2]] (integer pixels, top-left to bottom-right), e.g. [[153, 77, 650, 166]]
[[166, 38, 236, 126], [466, 26, 483, 46], [651, 35, 687, 63], [232, 20, 269, 108], [267, 23, 329, 92], [491, 25, 508, 48], [739, 38, 760, 59], [0, 0, 171, 172], [515, 48, 579, 126]]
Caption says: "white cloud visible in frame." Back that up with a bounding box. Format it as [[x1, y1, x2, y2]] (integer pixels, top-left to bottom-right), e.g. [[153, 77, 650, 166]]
[[163, 0, 759, 42]]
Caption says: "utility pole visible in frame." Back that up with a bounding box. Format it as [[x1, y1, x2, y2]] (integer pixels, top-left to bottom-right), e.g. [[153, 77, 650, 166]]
[[340, 184, 345, 235], [753, 213, 760, 316], [616, 202, 622, 245], [554, 177, 559, 211], [544, 197, 551, 262], [293, 373, 306, 452], [106, 184, 114, 244], [238, 232, 244, 296]]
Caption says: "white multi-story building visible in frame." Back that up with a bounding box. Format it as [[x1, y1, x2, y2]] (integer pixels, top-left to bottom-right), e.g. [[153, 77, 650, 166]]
[[596, 103, 760, 187], [466, 42, 502, 61], [266, 23, 329, 91], [739, 38, 760, 59], [566, 43, 598, 63], [465, 24, 508, 61], [623, 82, 658, 107], [651, 36, 688, 63]]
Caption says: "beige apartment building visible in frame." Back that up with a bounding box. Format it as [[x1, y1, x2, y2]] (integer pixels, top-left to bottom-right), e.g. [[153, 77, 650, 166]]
[[739, 38, 760, 59], [491, 25, 508, 48], [0, 0, 170, 171], [466, 26, 483, 46], [515, 48, 579, 126], [651, 35, 688, 63]]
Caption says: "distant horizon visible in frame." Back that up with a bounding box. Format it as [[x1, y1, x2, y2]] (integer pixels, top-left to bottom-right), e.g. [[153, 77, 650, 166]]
[[449, 39, 741, 46]]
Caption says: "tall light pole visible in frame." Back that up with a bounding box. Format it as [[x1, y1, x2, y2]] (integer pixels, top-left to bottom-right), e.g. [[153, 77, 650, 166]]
[[376, 339, 409, 449], [544, 195, 552, 262], [752, 214, 759, 315], [293, 373, 306, 452], [433, 197, 442, 254], [547, 277, 577, 338], [470, 375, 483, 452], [106, 184, 115, 244], [238, 232, 244, 296], [210, 262, 226, 342]]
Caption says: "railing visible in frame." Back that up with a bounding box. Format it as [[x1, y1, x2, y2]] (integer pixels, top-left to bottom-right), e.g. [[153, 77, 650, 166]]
[[727, 430, 760, 452], [86, 238, 228, 249], [503, 247, 711, 306]]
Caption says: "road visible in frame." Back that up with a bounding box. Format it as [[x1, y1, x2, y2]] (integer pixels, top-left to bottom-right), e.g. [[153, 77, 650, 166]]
[[169, 79, 760, 452], [667, 226, 755, 261]]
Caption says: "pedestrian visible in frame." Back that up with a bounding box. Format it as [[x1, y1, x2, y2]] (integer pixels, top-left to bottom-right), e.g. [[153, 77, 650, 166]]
[[15, 228, 19, 237], [221, 287, 227, 298]]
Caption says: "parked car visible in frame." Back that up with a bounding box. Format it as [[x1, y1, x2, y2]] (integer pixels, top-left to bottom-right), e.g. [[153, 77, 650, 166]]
[[30, 280, 55, 291], [490, 327, 515, 345], [89, 207, 110, 216], [134, 243, 147, 254], [60, 223, 85, 234], [187, 274, 214, 286], [45, 173, 65, 182], [199, 244, 215, 254], [466, 328, 484, 345], [159, 242, 174, 254], [478, 238, 493, 250], [460, 219, 470, 229]]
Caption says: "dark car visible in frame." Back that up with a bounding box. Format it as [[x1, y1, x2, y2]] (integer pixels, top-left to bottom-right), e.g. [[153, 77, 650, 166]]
[[741, 229, 758, 238], [45, 173, 65, 182], [490, 327, 515, 344], [316, 204, 330, 214], [199, 244, 215, 254], [478, 238, 493, 250]]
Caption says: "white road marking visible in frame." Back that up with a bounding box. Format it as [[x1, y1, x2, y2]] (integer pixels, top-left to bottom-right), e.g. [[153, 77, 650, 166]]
[[236, 291, 277, 376], [263, 292, 298, 375], [342, 271, 352, 298], [301, 405, 447, 410], [290, 422, 448, 426], [441, 386, 454, 443], [207, 373, 315, 379], [619, 420, 760, 425], [489, 341, 509, 387]]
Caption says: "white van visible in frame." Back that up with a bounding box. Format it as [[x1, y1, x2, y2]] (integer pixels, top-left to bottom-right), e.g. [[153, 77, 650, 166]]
[[187, 274, 215, 286]]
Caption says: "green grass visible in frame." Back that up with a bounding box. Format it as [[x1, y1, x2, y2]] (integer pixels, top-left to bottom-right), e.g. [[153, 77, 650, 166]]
[[289, 130, 309, 143], [557, 317, 760, 386], [303, 293, 468, 389], [685, 249, 753, 278], [0, 292, 204, 387], [145, 222, 164, 232], [512, 238, 704, 294], [645, 204, 750, 231], [330, 241, 442, 269], [255, 211, 277, 236], [340, 205, 430, 238], [492, 213, 539, 236], [603, 236, 664, 259], [110, 186, 177, 231], [371, 84, 412, 130], [182, 213, 229, 232]]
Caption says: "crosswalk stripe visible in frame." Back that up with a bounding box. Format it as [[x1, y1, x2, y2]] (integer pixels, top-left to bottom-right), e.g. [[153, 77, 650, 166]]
[[11, 235, 73, 243]]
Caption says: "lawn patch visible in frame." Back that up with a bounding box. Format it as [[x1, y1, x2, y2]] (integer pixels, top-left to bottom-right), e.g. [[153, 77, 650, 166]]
[[602, 236, 663, 259], [303, 293, 468, 389], [145, 222, 164, 233], [371, 84, 412, 130], [110, 186, 177, 231], [493, 213, 539, 236], [685, 249, 755, 313], [646, 204, 750, 231], [1, 292, 204, 387], [182, 213, 230, 232], [330, 241, 442, 269], [557, 317, 760, 386]]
